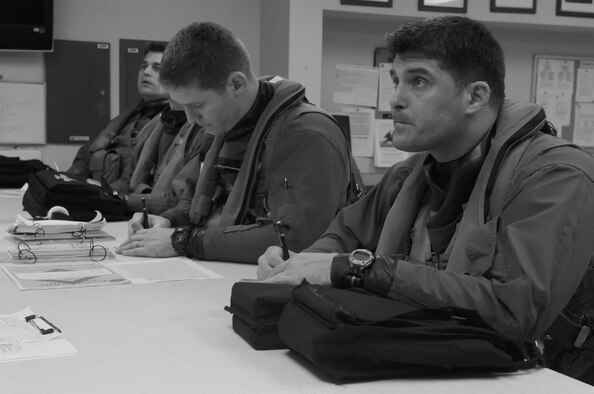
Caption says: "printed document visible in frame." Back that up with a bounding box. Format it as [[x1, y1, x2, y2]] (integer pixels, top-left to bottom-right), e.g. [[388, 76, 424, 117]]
[[0, 307, 77, 362], [105, 257, 221, 284]]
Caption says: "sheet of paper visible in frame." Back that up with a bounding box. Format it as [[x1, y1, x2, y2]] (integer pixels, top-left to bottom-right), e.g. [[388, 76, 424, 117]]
[[333, 64, 379, 108], [0, 308, 60, 344], [377, 62, 394, 112], [573, 103, 594, 146], [576, 67, 594, 103], [3, 261, 129, 290], [536, 58, 575, 98], [374, 119, 410, 168], [0, 307, 77, 362], [0, 338, 77, 362], [341, 107, 374, 157], [105, 257, 222, 284]]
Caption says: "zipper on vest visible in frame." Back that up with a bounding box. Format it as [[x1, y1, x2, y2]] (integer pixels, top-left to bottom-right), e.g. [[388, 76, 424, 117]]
[[431, 251, 446, 271]]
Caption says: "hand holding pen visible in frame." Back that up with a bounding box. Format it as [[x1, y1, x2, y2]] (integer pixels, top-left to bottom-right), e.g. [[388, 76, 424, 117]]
[[274, 220, 290, 260], [142, 197, 150, 229]]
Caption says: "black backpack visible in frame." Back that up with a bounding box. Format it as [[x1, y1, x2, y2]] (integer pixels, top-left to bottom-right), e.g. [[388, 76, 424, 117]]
[[22, 169, 132, 222], [0, 155, 49, 188]]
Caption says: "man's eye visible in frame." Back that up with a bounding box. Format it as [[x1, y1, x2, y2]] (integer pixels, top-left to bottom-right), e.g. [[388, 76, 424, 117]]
[[414, 78, 427, 87]]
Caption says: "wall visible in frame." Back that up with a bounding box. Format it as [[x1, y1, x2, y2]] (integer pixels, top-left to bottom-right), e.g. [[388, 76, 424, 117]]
[[0, 0, 262, 170], [260, 0, 289, 78]]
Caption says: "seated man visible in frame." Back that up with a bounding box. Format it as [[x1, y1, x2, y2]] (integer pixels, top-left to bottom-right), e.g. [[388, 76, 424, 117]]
[[109, 98, 188, 195], [68, 42, 169, 184], [126, 118, 210, 215], [258, 15, 594, 351], [116, 22, 355, 263], [109, 96, 211, 215]]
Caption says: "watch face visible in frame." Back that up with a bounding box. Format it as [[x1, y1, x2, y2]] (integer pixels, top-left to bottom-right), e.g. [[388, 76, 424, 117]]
[[352, 250, 370, 262], [350, 249, 374, 269]]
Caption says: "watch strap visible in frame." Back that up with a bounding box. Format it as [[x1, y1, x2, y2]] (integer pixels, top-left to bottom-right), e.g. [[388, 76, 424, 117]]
[[330, 253, 351, 289], [171, 227, 191, 256], [186, 226, 207, 259]]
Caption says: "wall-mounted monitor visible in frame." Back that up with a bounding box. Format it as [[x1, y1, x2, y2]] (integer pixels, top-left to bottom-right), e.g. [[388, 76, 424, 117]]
[[0, 0, 54, 52]]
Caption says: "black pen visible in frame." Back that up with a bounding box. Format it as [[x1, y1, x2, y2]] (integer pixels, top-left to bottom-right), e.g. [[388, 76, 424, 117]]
[[275, 220, 290, 260], [142, 197, 149, 228]]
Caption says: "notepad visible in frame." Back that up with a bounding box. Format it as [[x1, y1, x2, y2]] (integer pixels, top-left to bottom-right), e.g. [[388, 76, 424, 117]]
[[3, 261, 129, 290]]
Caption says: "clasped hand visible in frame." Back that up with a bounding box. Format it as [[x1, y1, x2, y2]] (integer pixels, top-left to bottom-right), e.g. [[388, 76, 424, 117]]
[[257, 246, 335, 286]]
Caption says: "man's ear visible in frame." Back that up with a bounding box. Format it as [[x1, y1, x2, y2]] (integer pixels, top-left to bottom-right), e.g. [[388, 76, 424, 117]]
[[466, 81, 491, 114], [227, 71, 248, 96]]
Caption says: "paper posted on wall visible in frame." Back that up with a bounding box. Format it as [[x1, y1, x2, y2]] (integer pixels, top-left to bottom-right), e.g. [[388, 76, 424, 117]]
[[374, 119, 409, 168]]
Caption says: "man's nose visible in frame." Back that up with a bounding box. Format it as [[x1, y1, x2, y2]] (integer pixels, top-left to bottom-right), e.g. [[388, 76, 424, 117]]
[[185, 108, 202, 125], [389, 85, 405, 110]]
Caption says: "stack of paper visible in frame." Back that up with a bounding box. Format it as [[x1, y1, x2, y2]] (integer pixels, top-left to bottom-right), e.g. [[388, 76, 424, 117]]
[[6, 241, 115, 263], [0, 307, 77, 362], [7, 209, 113, 242]]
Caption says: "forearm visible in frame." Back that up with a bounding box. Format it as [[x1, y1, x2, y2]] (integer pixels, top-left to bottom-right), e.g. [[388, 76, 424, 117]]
[[186, 222, 279, 264], [160, 178, 196, 227]]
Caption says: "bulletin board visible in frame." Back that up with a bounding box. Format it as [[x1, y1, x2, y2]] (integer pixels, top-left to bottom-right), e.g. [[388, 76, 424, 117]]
[[0, 81, 46, 144], [45, 39, 110, 144], [531, 55, 594, 153]]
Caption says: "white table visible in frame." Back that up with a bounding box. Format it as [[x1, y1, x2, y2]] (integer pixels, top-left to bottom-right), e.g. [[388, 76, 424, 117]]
[[0, 190, 592, 394]]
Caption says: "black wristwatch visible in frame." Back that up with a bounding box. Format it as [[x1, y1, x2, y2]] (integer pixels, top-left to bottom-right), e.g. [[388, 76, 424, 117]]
[[171, 227, 191, 256], [346, 249, 374, 288]]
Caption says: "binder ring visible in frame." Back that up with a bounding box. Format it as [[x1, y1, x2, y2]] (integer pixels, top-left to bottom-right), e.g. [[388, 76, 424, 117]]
[[89, 242, 108, 262], [17, 242, 37, 264], [72, 224, 87, 243], [34, 226, 46, 245]]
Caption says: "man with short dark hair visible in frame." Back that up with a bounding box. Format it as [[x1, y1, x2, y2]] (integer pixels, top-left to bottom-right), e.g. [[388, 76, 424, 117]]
[[258, 15, 594, 352], [117, 22, 354, 263]]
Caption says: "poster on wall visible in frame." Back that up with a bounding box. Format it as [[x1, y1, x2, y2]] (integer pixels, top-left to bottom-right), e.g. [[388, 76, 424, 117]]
[[532, 55, 594, 152]]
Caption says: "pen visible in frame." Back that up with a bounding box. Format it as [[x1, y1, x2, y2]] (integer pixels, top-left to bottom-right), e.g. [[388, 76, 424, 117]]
[[142, 197, 149, 228], [275, 220, 290, 260]]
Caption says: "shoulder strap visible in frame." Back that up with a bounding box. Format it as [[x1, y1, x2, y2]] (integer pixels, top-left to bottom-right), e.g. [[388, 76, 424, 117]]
[[489, 132, 574, 217]]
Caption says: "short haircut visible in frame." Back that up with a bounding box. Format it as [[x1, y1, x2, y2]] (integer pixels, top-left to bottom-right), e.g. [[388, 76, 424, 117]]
[[143, 41, 166, 56], [160, 22, 251, 92], [386, 16, 505, 108]]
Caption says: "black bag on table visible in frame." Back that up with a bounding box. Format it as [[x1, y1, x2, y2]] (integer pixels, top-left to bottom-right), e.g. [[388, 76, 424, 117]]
[[278, 283, 541, 382], [22, 169, 132, 222], [224, 282, 294, 350]]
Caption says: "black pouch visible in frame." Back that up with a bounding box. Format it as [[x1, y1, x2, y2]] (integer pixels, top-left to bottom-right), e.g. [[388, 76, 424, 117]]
[[279, 283, 540, 382], [224, 282, 295, 350]]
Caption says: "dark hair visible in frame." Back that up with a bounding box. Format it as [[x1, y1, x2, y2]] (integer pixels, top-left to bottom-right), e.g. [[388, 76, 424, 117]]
[[160, 22, 251, 91], [143, 41, 166, 56], [385, 16, 505, 107]]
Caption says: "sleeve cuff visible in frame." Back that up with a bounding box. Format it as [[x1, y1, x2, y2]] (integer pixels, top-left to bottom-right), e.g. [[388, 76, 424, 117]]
[[330, 253, 351, 289], [186, 226, 207, 259]]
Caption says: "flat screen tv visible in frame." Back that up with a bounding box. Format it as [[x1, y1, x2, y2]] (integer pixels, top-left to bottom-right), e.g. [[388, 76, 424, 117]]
[[0, 0, 54, 52]]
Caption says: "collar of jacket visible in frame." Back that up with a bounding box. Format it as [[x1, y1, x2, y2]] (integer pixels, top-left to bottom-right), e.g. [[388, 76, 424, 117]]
[[88, 98, 168, 152], [375, 100, 546, 257], [216, 76, 307, 226]]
